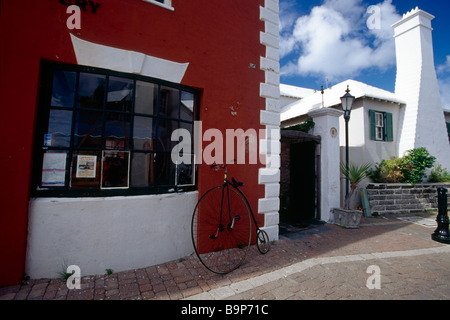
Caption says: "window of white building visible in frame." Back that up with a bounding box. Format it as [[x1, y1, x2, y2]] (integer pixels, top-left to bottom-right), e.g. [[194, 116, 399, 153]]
[[375, 112, 384, 141], [369, 110, 393, 142]]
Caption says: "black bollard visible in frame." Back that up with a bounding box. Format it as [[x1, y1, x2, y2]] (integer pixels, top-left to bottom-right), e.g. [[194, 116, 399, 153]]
[[431, 187, 450, 244]]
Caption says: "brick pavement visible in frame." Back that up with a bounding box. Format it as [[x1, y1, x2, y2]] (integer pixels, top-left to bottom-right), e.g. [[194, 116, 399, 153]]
[[1, 212, 449, 300], [191, 247, 450, 300]]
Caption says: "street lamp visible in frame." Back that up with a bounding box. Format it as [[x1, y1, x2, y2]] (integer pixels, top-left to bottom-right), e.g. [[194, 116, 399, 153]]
[[340, 85, 355, 200]]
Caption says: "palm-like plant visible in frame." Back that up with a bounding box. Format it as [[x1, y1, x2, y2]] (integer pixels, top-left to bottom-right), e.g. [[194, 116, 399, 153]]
[[340, 162, 372, 210]]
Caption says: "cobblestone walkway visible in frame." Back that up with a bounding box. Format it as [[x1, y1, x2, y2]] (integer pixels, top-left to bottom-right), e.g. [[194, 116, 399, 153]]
[[1, 212, 449, 300]]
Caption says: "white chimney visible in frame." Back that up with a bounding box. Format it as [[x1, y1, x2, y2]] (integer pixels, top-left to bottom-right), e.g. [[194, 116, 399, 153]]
[[392, 7, 450, 169]]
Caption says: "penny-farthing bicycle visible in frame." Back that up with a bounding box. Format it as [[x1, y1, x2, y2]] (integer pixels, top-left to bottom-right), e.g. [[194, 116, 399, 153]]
[[191, 160, 270, 274]]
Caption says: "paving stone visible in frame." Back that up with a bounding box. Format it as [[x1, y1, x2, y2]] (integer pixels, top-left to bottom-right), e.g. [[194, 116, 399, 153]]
[[2, 212, 450, 301]]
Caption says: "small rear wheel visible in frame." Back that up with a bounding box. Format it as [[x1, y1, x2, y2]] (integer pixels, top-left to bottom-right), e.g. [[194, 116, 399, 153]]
[[256, 229, 270, 254]]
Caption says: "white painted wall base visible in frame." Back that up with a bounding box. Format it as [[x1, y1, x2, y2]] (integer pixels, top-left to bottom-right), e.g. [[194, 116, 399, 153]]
[[26, 192, 197, 279]]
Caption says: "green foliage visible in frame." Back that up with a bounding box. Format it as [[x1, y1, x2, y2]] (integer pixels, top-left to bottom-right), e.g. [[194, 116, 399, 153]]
[[369, 158, 407, 183], [57, 264, 74, 281], [340, 162, 372, 187], [403, 147, 436, 183], [428, 164, 450, 182], [282, 117, 315, 133], [105, 268, 114, 276], [340, 162, 372, 210], [369, 147, 436, 184]]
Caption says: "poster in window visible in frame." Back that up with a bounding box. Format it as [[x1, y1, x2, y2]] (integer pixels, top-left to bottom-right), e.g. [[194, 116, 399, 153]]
[[101, 151, 130, 189], [76, 155, 97, 178], [41, 152, 67, 187]]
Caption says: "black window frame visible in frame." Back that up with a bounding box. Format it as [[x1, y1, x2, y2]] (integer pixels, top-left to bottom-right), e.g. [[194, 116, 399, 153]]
[[31, 60, 199, 197]]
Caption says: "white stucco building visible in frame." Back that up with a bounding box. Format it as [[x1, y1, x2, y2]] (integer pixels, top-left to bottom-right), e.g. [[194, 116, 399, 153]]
[[280, 7, 450, 218]]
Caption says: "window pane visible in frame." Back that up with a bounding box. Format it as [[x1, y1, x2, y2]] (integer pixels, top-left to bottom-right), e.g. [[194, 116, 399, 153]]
[[177, 122, 194, 154], [133, 116, 154, 150], [78, 73, 106, 109], [376, 113, 383, 126], [107, 77, 133, 112], [51, 71, 76, 107], [153, 152, 175, 186], [101, 151, 130, 189], [157, 119, 179, 151], [180, 91, 194, 121], [105, 112, 131, 149], [46, 109, 72, 147], [74, 110, 103, 148], [179, 121, 193, 135], [376, 127, 384, 140], [135, 81, 157, 115], [131, 152, 153, 187], [160, 86, 179, 118], [70, 151, 101, 188], [176, 157, 194, 186]]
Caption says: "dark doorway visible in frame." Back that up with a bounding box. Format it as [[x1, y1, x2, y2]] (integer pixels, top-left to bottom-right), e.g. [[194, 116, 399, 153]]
[[290, 141, 316, 223], [280, 130, 320, 231]]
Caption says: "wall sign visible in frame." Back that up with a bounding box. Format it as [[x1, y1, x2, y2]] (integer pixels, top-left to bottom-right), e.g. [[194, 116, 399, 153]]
[[76, 155, 97, 178], [41, 152, 67, 187], [330, 127, 338, 138]]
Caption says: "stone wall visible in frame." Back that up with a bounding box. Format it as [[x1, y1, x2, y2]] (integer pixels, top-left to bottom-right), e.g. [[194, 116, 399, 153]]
[[366, 183, 450, 215]]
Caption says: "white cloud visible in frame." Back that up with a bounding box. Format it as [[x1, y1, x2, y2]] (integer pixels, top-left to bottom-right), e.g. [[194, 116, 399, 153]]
[[280, 0, 401, 81], [279, 0, 298, 33], [437, 55, 450, 74], [437, 55, 450, 110], [279, 0, 302, 57]]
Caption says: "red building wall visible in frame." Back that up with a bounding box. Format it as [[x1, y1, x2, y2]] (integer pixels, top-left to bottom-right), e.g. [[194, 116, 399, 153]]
[[0, 0, 265, 286]]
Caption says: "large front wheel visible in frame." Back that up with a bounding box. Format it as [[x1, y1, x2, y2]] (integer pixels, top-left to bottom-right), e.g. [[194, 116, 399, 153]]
[[191, 186, 252, 274]]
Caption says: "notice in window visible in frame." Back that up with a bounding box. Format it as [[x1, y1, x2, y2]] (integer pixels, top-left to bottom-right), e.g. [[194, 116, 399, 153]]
[[76, 155, 97, 178], [101, 151, 130, 189], [41, 152, 67, 187]]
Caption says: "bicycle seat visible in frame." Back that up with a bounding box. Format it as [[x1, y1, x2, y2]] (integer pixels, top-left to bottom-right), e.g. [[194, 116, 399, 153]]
[[232, 177, 244, 187]]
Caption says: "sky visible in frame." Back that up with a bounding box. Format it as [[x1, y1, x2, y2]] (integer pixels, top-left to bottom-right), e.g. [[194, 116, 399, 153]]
[[279, 0, 450, 109]]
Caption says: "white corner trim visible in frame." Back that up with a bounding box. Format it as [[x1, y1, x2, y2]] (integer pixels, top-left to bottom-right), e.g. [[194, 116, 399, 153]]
[[70, 34, 188, 83], [258, 0, 280, 240]]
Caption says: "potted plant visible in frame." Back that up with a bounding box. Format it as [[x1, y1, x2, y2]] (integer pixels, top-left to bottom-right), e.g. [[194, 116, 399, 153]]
[[333, 162, 372, 228]]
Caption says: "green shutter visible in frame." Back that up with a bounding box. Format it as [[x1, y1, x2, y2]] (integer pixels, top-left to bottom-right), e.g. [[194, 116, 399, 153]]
[[446, 122, 450, 142], [369, 110, 376, 140], [385, 112, 393, 141]]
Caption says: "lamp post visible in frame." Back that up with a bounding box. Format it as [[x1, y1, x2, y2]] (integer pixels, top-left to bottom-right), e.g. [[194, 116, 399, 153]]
[[340, 85, 355, 200]]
